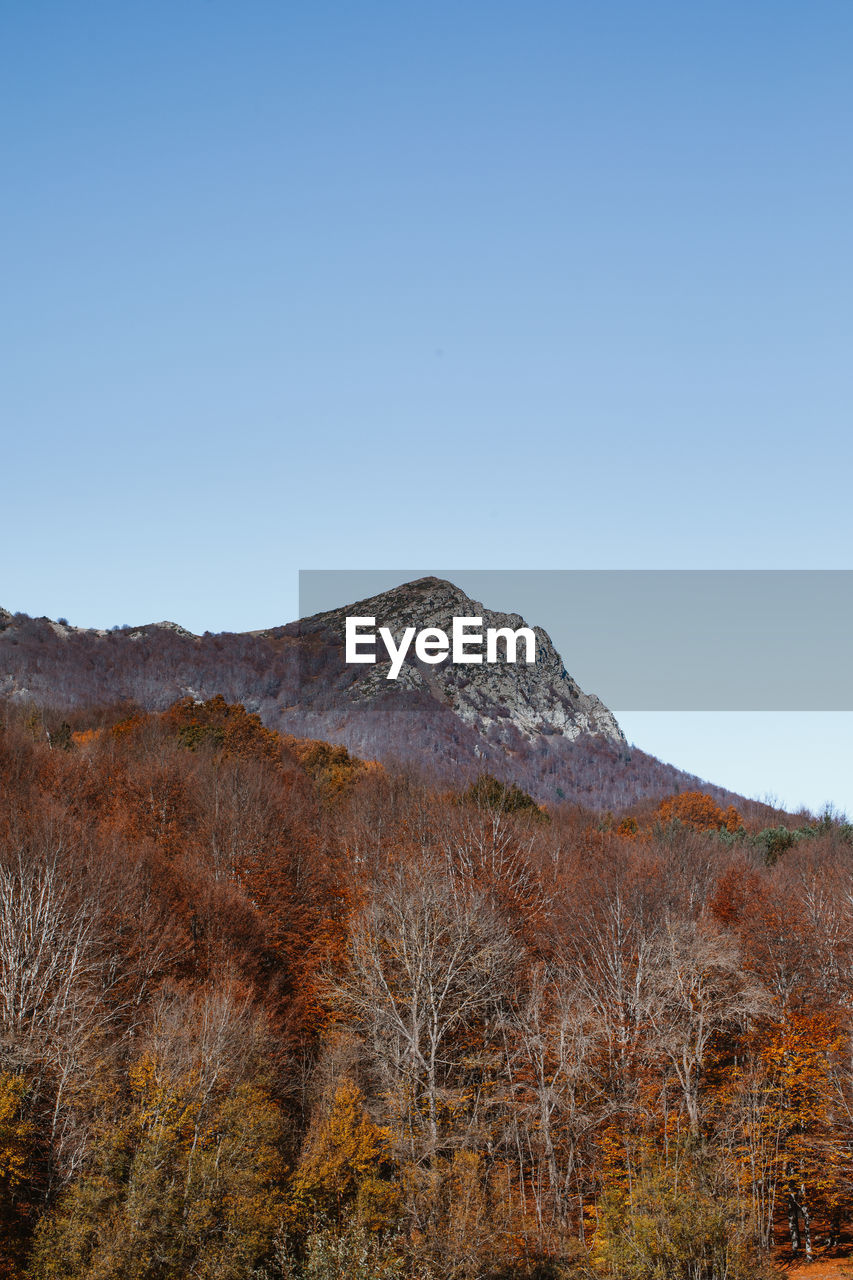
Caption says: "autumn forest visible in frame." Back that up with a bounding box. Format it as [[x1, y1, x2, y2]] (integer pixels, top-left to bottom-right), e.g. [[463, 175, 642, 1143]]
[[1, 695, 852, 1279]]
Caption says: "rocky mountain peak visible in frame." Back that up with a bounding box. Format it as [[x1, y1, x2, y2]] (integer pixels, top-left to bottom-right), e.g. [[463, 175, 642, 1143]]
[[297, 577, 624, 746]]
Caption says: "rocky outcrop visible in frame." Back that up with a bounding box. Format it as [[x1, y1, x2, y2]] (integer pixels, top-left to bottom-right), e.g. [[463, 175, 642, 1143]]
[[0, 579, 739, 810], [293, 577, 624, 747]]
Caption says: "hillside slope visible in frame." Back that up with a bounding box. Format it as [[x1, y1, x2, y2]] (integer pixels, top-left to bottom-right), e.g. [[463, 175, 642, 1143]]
[[0, 577, 742, 810]]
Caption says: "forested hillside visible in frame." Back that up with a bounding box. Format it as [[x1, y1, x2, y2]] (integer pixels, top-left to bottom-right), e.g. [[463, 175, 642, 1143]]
[[0, 581, 747, 812], [0, 695, 851, 1278]]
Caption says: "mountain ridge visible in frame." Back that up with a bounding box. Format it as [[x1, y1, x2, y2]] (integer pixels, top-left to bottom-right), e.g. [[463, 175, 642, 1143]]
[[0, 579, 748, 812]]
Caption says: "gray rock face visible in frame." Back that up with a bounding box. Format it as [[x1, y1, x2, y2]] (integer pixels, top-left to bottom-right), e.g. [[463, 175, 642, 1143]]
[[126, 621, 198, 641], [297, 577, 625, 747]]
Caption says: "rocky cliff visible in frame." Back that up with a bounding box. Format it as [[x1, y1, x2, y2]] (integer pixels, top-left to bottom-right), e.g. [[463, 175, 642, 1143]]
[[286, 576, 624, 745]]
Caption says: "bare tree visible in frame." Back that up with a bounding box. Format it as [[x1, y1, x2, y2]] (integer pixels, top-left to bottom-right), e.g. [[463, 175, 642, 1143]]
[[328, 862, 520, 1163], [646, 918, 767, 1135], [560, 862, 664, 1111], [509, 963, 603, 1236], [0, 851, 108, 1181]]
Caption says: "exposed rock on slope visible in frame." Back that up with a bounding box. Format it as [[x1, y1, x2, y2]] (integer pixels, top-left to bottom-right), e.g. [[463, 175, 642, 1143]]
[[288, 577, 624, 746], [0, 579, 737, 810]]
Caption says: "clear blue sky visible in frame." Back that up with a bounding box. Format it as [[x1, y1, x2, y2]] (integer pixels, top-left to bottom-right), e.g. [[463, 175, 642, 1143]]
[[3, 2, 852, 814]]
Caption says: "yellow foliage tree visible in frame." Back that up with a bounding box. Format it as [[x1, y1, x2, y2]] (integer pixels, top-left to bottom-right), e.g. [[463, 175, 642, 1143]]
[[593, 1148, 767, 1280], [290, 1077, 398, 1231], [28, 1053, 286, 1280], [0, 1072, 32, 1280], [761, 1013, 848, 1258]]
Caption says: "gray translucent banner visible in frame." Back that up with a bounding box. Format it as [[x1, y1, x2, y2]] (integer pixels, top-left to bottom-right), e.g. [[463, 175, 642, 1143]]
[[298, 570, 853, 711]]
